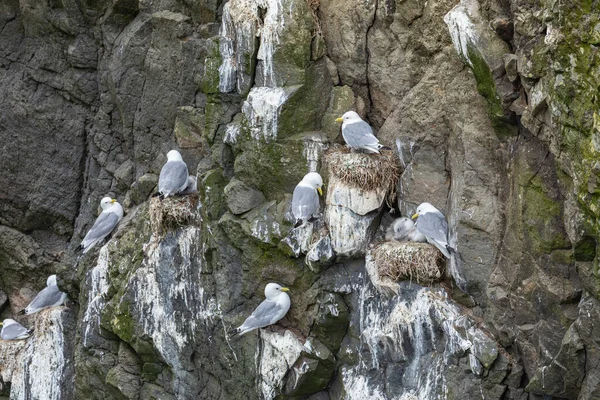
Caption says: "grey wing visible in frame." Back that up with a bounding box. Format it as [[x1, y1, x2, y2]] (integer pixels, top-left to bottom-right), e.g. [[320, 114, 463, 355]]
[[292, 185, 319, 220], [2, 323, 30, 340], [416, 212, 449, 245], [342, 121, 379, 148], [240, 299, 283, 330], [27, 285, 65, 311], [82, 212, 120, 244], [159, 161, 189, 194]]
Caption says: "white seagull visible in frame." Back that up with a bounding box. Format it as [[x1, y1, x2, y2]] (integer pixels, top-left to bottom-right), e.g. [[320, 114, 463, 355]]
[[158, 150, 189, 198], [17, 275, 68, 315], [336, 111, 386, 154], [292, 172, 323, 224], [412, 202, 453, 258], [0, 319, 33, 340], [80, 197, 124, 254], [231, 283, 291, 336]]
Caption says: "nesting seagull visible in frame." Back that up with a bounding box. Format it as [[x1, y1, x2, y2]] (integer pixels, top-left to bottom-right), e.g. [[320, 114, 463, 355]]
[[159, 150, 189, 198], [412, 202, 453, 258], [17, 275, 67, 315], [386, 217, 427, 243], [231, 283, 290, 336], [0, 319, 33, 340], [335, 111, 386, 154], [292, 172, 323, 225], [80, 197, 124, 254]]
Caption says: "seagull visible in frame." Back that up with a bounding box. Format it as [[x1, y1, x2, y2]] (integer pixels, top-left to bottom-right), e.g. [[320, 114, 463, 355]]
[[386, 217, 427, 243], [0, 319, 33, 340], [292, 172, 323, 225], [230, 283, 291, 336], [17, 275, 68, 315], [80, 197, 124, 254], [335, 111, 387, 154], [158, 150, 189, 198], [412, 202, 453, 258]]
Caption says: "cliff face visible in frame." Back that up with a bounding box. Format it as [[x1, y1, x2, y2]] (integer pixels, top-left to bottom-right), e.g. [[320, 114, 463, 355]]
[[1, 0, 599, 399]]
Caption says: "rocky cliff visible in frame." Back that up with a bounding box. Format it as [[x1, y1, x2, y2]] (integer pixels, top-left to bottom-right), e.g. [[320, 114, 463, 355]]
[[1, 0, 599, 399]]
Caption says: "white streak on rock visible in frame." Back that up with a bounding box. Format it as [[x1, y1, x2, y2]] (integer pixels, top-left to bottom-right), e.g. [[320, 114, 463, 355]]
[[242, 86, 296, 142], [218, 3, 237, 93], [130, 227, 218, 398], [224, 123, 241, 145], [258, 330, 304, 400], [5, 309, 74, 400], [83, 245, 110, 347], [444, 0, 477, 66]]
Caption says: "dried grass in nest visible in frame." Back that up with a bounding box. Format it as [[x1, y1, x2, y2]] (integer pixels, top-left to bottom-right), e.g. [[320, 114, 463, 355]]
[[325, 147, 399, 205], [370, 241, 444, 285], [149, 194, 200, 235]]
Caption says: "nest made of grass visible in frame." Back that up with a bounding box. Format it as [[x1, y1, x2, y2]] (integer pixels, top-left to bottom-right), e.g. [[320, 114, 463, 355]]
[[325, 147, 398, 203], [370, 241, 444, 285], [149, 194, 199, 235]]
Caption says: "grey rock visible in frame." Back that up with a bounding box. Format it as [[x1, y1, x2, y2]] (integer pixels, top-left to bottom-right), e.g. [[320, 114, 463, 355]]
[[0, 289, 7, 313], [2, 0, 600, 398], [305, 235, 336, 272], [504, 54, 519, 82], [127, 173, 158, 207], [224, 178, 266, 215]]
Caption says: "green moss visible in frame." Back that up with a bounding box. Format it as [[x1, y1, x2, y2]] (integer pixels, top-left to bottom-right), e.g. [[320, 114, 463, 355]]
[[522, 174, 570, 254], [201, 38, 222, 94], [234, 140, 307, 201], [200, 169, 227, 220], [466, 44, 514, 138], [574, 237, 597, 261], [204, 96, 222, 143], [142, 362, 163, 381], [109, 300, 136, 343]]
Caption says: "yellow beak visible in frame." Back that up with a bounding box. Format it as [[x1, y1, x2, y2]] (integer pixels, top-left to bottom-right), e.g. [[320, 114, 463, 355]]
[[411, 213, 419, 219], [111, 199, 117, 203], [281, 287, 290, 292], [317, 187, 323, 196], [335, 117, 343, 123], [0, 322, 3, 327]]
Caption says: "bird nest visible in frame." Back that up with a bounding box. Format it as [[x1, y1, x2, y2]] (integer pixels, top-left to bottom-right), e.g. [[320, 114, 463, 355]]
[[324, 147, 398, 202], [369, 241, 444, 285], [149, 194, 200, 235]]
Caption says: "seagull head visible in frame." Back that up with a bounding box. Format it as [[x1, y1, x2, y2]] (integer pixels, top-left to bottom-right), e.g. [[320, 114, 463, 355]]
[[100, 197, 118, 210], [335, 111, 362, 124], [2, 319, 17, 327], [412, 202, 438, 218], [166, 150, 184, 162], [47, 274, 58, 287], [264, 283, 290, 299], [303, 172, 323, 195]]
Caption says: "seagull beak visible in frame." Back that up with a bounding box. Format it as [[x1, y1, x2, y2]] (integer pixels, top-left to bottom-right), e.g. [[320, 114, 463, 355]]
[[317, 187, 323, 196], [0, 322, 3, 327], [281, 287, 290, 292], [111, 199, 117, 203], [335, 117, 343, 123], [411, 213, 419, 219]]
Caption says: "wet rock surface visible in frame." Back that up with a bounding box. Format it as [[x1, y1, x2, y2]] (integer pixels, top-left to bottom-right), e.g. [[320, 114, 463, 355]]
[[1, 0, 600, 399]]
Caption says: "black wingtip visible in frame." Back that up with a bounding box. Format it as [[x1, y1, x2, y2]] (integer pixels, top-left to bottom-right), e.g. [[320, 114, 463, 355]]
[[28, 328, 35, 334], [293, 220, 303, 228], [380, 145, 392, 151]]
